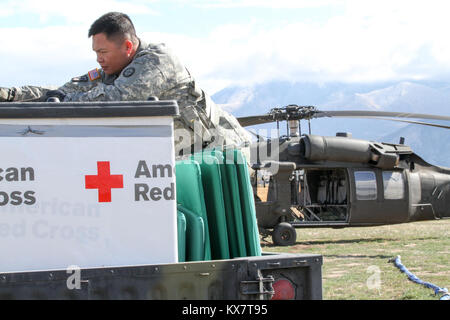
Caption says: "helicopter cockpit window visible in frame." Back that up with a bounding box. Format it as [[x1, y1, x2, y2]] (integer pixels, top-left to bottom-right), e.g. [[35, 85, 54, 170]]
[[354, 171, 377, 201], [382, 171, 405, 200]]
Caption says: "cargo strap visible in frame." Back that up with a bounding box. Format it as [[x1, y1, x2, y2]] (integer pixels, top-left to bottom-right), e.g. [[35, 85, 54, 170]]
[[390, 255, 449, 300]]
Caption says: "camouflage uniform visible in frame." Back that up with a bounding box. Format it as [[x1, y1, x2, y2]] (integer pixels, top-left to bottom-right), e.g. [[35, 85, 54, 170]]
[[0, 85, 52, 102], [0, 40, 251, 154]]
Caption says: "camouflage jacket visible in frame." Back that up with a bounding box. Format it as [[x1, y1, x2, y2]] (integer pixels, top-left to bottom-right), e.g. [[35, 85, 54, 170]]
[[2, 40, 251, 153]]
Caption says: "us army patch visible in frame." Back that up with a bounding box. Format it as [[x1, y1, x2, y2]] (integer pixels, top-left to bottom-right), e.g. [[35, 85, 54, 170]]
[[123, 67, 135, 78], [88, 68, 101, 81]]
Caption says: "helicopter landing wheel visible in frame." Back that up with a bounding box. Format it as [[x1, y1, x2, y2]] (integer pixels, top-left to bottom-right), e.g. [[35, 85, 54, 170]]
[[272, 222, 297, 246]]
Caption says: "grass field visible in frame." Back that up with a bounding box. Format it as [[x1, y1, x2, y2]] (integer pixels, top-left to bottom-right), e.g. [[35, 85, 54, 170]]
[[261, 219, 450, 300]]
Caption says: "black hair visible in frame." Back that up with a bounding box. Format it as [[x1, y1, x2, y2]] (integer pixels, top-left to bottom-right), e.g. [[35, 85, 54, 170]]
[[88, 12, 138, 44]]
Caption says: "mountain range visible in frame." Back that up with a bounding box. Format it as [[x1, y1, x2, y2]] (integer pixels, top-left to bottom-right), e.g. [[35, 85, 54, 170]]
[[212, 80, 450, 167]]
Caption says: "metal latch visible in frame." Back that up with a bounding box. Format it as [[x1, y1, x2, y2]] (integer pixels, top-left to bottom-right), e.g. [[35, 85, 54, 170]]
[[240, 270, 275, 300]]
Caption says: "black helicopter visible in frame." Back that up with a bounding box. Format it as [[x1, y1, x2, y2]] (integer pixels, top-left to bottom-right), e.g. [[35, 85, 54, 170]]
[[237, 105, 450, 246]]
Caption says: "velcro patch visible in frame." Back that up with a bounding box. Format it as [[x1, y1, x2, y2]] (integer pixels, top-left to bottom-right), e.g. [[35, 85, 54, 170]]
[[71, 75, 89, 82], [88, 68, 101, 81]]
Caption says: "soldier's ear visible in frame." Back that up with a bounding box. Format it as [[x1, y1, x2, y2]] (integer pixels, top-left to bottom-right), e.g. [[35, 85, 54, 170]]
[[125, 40, 133, 55]]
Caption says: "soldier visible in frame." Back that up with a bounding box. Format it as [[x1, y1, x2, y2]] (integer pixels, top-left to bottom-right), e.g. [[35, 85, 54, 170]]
[[0, 12, 251, 156]]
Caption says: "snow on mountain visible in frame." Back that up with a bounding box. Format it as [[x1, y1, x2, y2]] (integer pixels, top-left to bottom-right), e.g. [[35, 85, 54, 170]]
[[324, 81, 450, 115], [212, 80, 450, 167]]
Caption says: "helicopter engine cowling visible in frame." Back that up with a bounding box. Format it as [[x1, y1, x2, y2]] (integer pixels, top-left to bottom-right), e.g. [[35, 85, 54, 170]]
[[300, 134, 399, 169]]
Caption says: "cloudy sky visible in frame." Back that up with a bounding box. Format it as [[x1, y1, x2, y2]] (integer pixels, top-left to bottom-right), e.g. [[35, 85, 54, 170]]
[[1, 0, 450, 94]]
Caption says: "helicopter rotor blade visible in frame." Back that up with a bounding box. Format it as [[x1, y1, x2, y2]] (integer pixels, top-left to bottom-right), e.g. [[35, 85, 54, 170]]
[[237, 115, 275, 127], [314, 110, 450, 121], [368, 117, 450, 130], [237, 107, 450, 127]]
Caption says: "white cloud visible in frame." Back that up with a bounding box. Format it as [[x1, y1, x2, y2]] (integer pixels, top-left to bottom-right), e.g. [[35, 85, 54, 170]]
[[0, 0, 158, 87], [0, 0, 158, 24], [0, 25, 94, 87], [185, 0, 340, 9], [2, 1, 450, 94], [163, 0, 450, 92]]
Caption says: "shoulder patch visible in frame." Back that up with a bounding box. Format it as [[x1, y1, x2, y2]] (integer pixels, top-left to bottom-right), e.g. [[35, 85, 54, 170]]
[[88, 68, 101, 81], [123, 67, 135, 78]]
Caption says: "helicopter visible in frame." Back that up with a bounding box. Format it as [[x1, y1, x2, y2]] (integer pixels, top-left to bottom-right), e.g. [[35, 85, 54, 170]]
[[237, 105, 450, 246]]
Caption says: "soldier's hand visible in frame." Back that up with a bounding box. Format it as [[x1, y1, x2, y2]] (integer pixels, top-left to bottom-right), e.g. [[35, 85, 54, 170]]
[[45, 89, 66, 102]]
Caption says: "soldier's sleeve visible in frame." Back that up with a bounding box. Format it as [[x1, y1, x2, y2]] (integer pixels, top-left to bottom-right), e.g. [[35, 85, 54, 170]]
[[0, 86, 53, 102], [58, 71, 102, 96], [62, 57, 168, 102], [0, 69, 102, 102]]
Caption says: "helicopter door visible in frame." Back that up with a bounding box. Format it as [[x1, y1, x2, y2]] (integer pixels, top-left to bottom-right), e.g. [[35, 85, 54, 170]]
[[300, 169, 349, 223], [349, 169, 409, 224]]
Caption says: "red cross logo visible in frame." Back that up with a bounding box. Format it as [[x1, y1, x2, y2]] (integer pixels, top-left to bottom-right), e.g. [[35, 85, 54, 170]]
[[85, 161, 124, 203]]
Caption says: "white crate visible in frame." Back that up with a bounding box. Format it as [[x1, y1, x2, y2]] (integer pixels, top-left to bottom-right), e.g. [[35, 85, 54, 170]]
[[0, 113, 177, 272]]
